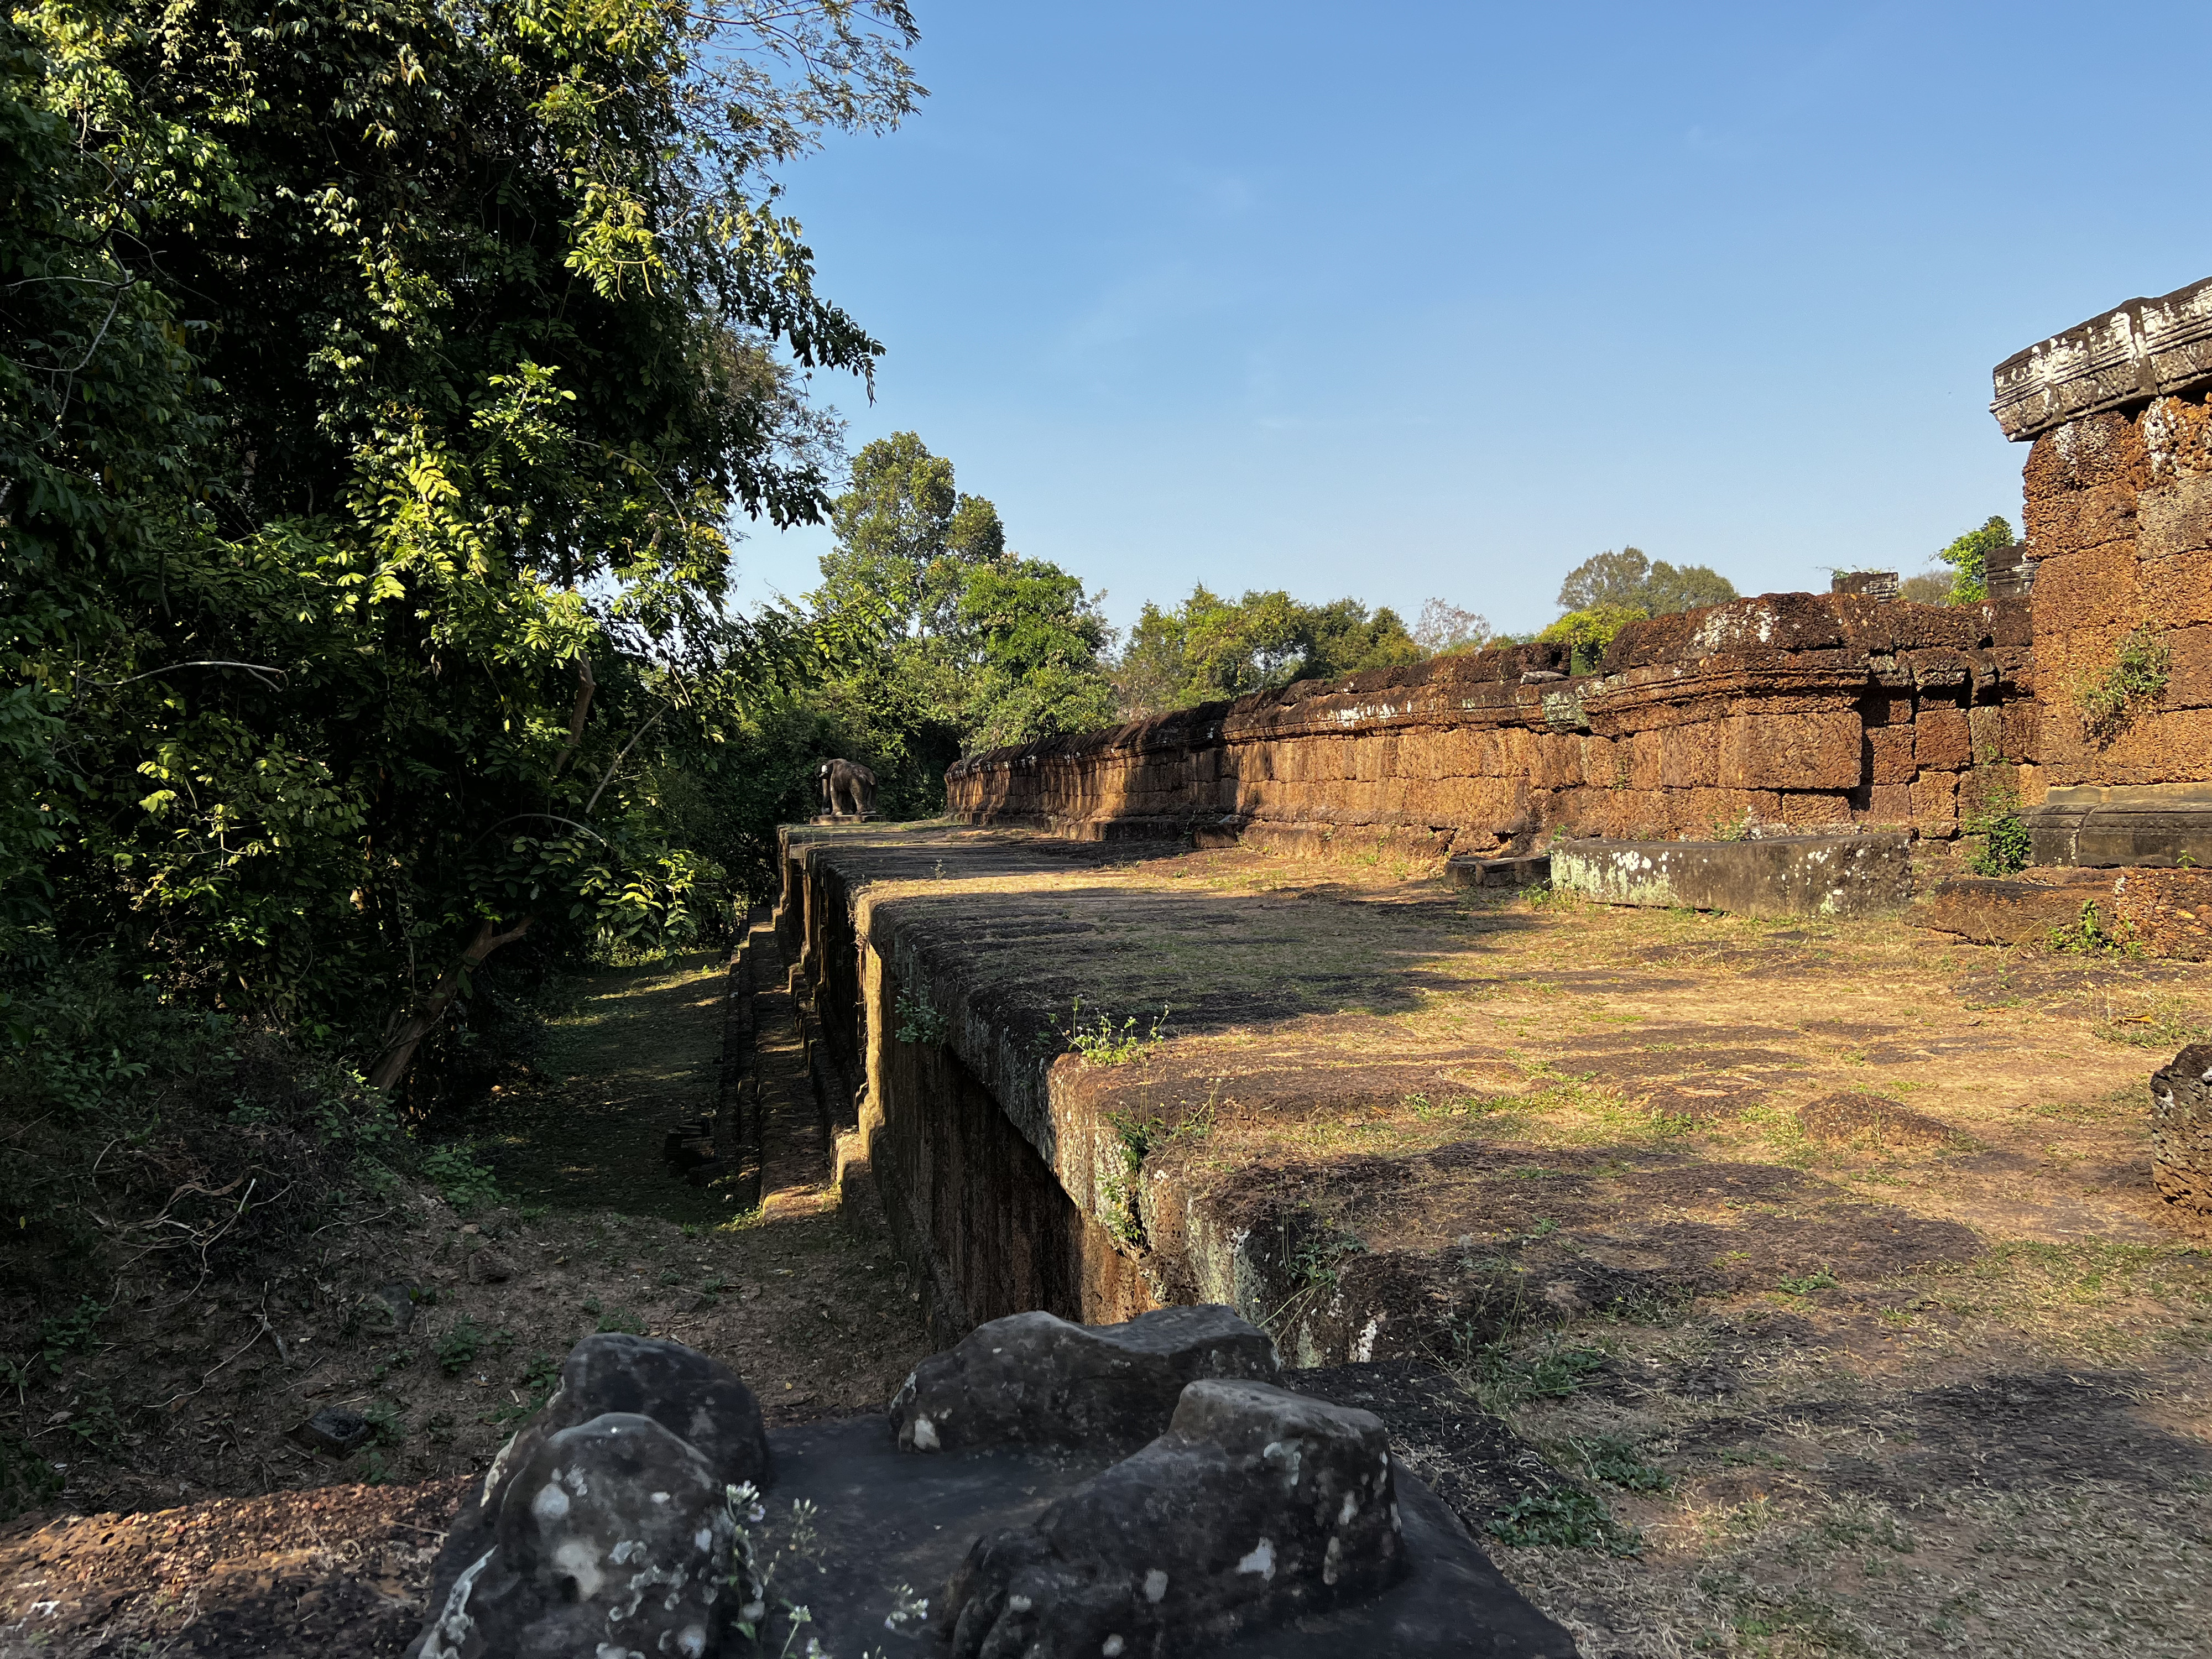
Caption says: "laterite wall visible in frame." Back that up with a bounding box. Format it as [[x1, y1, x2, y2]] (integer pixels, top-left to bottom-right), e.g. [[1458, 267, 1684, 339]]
[[947, 593, 2036, 857]]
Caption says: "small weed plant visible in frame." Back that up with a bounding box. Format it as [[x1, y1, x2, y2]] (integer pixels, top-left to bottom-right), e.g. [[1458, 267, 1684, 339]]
[[893, 985, 948, 1046], [1487, 1486, 1641, 1554], [1562, 1434, 1672, 1493], [1963, 787, 2032, 875], [1710, 810, 1757, 843], [1776, 1266, 1840, 1296], [2077, 626, 2172, 743], [2048, 900, 2136, 955], [436, 1316, 484, 1376], [422, 1142, 502, 1212], [723, 1481, 899, 1657], [1065, 997, 1171, 1066]]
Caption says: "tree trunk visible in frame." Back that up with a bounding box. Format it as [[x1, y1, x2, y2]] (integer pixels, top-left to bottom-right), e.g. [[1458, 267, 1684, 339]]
[[367, 914, 534, 1094]]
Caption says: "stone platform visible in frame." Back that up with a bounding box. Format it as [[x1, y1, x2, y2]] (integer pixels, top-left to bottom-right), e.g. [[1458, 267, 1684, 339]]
[[1547, 832, 1911, 920]]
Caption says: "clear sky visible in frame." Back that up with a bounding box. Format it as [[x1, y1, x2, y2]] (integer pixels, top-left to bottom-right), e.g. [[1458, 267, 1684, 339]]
[[730, 1, 2212, 639]]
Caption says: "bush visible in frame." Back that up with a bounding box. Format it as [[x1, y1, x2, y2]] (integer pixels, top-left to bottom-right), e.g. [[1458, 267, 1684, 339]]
[[2077, 627, 2172, 744], [1, 957, 409, 1295], [1537, 606, 1649, 675]]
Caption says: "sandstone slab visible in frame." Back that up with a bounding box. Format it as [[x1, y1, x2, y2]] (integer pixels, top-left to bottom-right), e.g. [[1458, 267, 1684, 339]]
[[1549, 833, 1911, 920]]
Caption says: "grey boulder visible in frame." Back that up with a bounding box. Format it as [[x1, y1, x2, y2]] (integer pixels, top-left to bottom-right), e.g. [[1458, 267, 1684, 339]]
[[938, 1379, 1405, 1658], [418, 1333, 768, 1642], [417, 1412, 739, 1659], [891, 1305, 1280, 1455]]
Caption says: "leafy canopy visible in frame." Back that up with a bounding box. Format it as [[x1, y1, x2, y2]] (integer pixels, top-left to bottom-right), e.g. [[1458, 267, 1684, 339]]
[[802, 432, 1118, 796], [2, 0, 917, 1084], [1556, 547, 1736, 617], [1933, 515, 2016, 605], [1115, 586, 1421, 717]]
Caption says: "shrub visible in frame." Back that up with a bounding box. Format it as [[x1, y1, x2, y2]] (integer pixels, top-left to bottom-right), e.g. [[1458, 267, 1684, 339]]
[[421, 1143, 503, 1213], [2077, 627, 2172, 744], [1964, 792, 2033, 875], [1537, 605, 1648, 675]]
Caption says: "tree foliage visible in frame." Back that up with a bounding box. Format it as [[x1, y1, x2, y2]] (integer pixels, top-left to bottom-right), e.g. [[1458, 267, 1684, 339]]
[[1540, 605, 1648, 675], [802, 432, 1117, 799], [1115, 587, 1421, 716], [2, 0, 919, 1089], [1933, 515, 2015, 606], [1556, 547, 1735, 616]]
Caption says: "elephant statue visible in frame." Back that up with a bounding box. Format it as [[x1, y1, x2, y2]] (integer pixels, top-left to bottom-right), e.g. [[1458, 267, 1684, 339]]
[[818, 758, 877, 820]]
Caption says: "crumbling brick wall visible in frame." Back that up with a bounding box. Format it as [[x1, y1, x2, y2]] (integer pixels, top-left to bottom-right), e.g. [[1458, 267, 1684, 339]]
[[947, 593, 2034, 856]]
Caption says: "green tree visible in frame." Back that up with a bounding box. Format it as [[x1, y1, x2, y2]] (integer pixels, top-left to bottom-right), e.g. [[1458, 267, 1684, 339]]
[[1934, 515, 2015, 605], [1540, 605, 1649, 675], [3, 0, 918, 1091], [1556, 547, 1735, 615], [805, 432, 1117, 790], [1113, 587, 1421, 716]]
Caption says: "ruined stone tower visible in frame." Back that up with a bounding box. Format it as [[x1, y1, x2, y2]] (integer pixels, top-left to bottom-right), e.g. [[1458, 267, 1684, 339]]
[[1992, 275, 2212, 865]]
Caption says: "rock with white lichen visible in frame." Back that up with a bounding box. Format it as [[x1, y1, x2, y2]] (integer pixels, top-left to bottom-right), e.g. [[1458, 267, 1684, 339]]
[[416, 1412, 740, 1659], [937, 1379, 1405, 1658], [409, 1334, 766, 1658], [890, 1305, 1281, 1455]]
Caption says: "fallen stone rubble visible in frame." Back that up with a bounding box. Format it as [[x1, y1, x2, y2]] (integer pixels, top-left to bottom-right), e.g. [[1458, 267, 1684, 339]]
[[408, 1314, 1578, 1658]]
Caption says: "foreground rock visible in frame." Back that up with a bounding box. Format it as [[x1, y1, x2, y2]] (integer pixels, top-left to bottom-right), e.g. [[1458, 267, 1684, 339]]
[[417, 1412, 737, 1659], [411, 1333, 768, 1654], [938, 1378, 1403, 1658], [410, 1317, 1576, 1659], [2152, 1044, 2212, 1213], [892, 1305, 1282, 1453]]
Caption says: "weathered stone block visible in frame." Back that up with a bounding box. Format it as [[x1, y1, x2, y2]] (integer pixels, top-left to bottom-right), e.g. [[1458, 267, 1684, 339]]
[[937, 1380, 1404, 1659], [1914, 707, 1972, 771], [2022, 479, 2141, 555], [1659, 721, 1721, 789], [1993, 278, 2212, 442], [1861, 781, 1913, 824], [1777, 790, 1856, 830], [2135, 468, 2212, 560], [2164, 624, 2212, 708], [2151, 1044, 2212, 1213], [2140, 544, 2212, 630], [422, 1334, 767, 1632], [1718, 711, 1861, 790], [1550, 833, 1911, 920], [1911, 770, 1960, 836], [1920, 871, 2111, 946], [1626, 730, 1666, 792], [891, 1306, 1280, 1455], [2025, 783, 2212, 867], [1865, 724, 1915, 785]]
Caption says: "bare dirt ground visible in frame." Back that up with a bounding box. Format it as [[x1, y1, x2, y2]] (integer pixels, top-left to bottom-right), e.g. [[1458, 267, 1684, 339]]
[[0, 945, 929, 1657], [795, 824, 2212, 1658]]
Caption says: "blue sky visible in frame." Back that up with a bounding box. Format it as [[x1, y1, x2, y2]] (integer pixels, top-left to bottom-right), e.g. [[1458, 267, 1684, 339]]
[[732, 2, 2212, 638]]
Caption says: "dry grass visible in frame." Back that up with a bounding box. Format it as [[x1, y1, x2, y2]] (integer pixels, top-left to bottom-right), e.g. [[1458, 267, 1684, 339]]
[[800, 823, 2212, 1657]]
